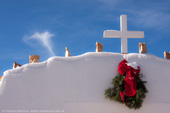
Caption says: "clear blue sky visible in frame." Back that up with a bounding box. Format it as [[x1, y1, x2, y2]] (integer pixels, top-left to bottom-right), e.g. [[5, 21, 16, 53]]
[[0, 0, 170, 75]]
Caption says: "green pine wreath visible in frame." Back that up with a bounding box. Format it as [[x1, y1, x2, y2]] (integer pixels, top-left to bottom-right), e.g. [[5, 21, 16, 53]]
[[105, 73, 148, 109]]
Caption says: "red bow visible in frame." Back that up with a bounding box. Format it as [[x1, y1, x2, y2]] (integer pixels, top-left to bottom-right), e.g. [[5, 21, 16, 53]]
[[118, 59, 140, 101]]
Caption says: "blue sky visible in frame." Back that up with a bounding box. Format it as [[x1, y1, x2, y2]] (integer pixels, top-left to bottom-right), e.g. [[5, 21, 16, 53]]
[[0, 0, 170, 75]]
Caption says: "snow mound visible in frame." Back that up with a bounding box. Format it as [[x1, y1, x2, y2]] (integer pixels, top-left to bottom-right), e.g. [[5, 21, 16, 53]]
[[0, 52, 170, 113], [127, 61, 139, 69]]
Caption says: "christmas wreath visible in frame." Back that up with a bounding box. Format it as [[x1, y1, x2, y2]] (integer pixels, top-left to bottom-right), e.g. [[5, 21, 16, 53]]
[[105, 59, 148, 109]]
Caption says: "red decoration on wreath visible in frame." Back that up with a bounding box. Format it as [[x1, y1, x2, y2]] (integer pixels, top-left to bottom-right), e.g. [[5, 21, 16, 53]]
[[105, 59, 147, 109], [118, 59, 140, 101]]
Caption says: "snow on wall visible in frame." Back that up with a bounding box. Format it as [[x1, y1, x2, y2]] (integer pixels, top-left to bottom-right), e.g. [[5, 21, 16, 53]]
[[0, 52, 170, 113]]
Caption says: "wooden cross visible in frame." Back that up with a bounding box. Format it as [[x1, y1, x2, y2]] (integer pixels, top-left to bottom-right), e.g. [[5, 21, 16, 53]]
[[103, 15, 144, 54]]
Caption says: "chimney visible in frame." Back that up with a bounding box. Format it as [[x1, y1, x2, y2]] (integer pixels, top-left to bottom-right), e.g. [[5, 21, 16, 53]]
[[29, 55, 40, 63], [13, 62, 22, 69], [65, 47, 71, 57], [96, 42, 103, 52], [164, 51, 170, 59], [139, 42, 147, 53]]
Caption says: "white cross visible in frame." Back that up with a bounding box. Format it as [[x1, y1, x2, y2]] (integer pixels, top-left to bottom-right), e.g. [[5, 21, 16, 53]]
[[103, 15, 144, 54]]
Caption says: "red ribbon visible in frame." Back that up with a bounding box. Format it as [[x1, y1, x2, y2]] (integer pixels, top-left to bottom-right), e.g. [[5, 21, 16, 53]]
[[120, 91, 125, 101], [118, 59, 140, 101]]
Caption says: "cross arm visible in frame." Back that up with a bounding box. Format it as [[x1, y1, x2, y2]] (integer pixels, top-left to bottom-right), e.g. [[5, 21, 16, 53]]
[[103, 30, 121, 38], [127, 31, 144, 38]]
